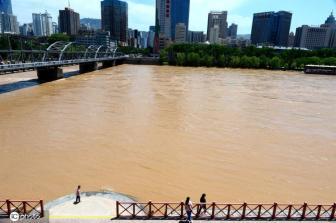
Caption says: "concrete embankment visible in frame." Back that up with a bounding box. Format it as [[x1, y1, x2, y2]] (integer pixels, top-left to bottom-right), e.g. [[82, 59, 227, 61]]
[[44, 191, 135, 221], [124, 57, 160, 65]]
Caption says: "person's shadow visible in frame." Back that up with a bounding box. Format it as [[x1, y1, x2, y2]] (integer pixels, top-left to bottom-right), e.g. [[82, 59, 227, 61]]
[[73, 201, 79, 205]]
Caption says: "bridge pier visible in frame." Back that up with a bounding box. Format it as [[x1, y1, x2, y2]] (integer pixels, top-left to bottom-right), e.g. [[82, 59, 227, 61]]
[[37, 67, 63, 81], [102, 60, 116, 68], [79, 62, 98, 73], [115, 59, 124, 66]]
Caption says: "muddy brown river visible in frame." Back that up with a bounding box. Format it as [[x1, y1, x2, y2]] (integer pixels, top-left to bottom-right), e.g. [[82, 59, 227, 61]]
[[0, 65, 335, 203]]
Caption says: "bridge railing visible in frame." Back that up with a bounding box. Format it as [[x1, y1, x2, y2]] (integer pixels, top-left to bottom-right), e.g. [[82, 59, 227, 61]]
[[0, 200, 44, 218], [116, 201, 336, 221]]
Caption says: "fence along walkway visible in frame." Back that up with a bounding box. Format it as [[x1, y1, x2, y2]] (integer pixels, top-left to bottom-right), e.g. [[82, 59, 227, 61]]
[[0, 200, 44, 218], [116, 202, 336, 221]]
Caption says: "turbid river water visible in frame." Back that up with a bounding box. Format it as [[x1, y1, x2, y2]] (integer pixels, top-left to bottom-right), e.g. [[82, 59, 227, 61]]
[[0, 65, 335, 203]]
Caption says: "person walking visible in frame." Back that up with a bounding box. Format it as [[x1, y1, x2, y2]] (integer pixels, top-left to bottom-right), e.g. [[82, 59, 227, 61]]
[[75, 185, 81, 204], [197, 193, 207, 216], [185, 197, 193, 223]]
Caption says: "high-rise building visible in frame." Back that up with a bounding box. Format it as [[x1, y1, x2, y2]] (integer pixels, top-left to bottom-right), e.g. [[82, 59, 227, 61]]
[[294, 25, 331, 49], [156, 0, 171, 40], [209, 25, 220, 44], [323, 12, 336, 48], [294, 12, 336, 49], [20, 23, 33, 36], [0, 0, 18, 34], [32, 12, 53, 36], [0, 12, 18, 34], [171, 0, 190, 41], [288, 32, 295, 47], [207, 11, 228, 41], [175, 23, 187, 43], [139, 31, 149, 48], [0, 0, 12, 14], [188, 31, 204, 43], [149, 26, 155, 32], [323, 12, 336, 28], [251, 11, 292, 46], [148, 30, 155, 48], [101, 0, 128, 43], [59, 7, 80, 35], [52, 22, 58, 34], [228, 23, 238, 39]]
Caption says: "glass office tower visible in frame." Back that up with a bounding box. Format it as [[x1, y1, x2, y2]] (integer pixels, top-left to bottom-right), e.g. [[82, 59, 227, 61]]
[[101, 0, 128, 42], [0, 0, 12, 14]]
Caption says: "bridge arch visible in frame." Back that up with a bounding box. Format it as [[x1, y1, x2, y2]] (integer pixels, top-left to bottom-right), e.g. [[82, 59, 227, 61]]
[[43, 42, 119, 62]]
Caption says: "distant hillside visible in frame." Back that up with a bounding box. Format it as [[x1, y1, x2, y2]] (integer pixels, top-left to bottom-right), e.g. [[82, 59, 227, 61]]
[[80, 18, 101, 30]]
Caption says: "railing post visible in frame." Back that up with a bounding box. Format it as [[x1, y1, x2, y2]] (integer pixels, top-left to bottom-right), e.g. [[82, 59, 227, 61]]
[[148, 201, 152, 219], [6, 200, 11, 216], [23, 201, 27, 215], [301, 203, 307, 220], [40, 200, 44, 218], [257, 205, 262, 219], [226, 204, 231, 220], [316, 205, 322, 220], [272, 203, 277, 220], [132, 203, 136, 219], [116, 201, 120, 218], [180, 202, 184, 219], [164, 203, 168, 218], [287, 205, 292, 220], [241, 203, 247, 220], [330, 203, 336, 221], [211, 202, 216, 219]]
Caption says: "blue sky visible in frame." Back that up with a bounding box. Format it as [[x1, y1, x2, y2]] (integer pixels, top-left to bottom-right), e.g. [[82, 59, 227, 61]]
[[12, 0, 336, 34]]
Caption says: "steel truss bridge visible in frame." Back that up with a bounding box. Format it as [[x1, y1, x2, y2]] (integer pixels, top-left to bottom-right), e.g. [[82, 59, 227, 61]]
[[0, 41, 127, 80]]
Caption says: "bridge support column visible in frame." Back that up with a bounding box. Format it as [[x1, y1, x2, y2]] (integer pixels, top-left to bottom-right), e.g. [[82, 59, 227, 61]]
[[37, 67, 63, 81], [102, 60, 116, 68], [115, 59, 125, 66], [79, 62, 98, 73]]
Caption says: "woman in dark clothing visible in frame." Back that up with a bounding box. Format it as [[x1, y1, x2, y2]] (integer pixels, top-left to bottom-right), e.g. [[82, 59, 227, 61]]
[[197, 193, 207, 216]]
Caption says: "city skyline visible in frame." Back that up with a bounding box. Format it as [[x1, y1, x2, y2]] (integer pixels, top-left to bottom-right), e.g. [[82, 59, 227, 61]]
[[12, 0, 336, 34]]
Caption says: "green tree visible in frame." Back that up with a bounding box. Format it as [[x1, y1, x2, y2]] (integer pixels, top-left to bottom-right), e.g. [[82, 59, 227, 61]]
[[186, 52, 201, 67], [48, 33, 70, 44], [201, 55, 214, 67], [240, 56, 251, 68], [159, 49, 168, 64], [176, 53, 186, 66], [217, 55, 226, 67], [229, 56, 241, 68], [269, 57, 282, 69], [322, 57, 336, 65]]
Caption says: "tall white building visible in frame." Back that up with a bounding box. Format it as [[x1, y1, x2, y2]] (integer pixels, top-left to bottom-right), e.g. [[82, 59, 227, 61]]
[[32, 11, 53, 36], [209, 25, 220, 44], [0, 12, 19, 34], [156, 0, 171, 39], [294, 12, 336, 49], [175, 23, 186, 43]]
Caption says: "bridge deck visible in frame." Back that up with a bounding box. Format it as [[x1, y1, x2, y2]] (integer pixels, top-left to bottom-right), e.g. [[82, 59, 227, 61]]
[[0, 56, 127, 73]]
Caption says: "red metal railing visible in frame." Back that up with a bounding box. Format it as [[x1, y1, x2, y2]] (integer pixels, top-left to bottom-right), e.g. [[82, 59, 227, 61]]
[[0, 200, 44, 218], [116, 201, 336, 221]]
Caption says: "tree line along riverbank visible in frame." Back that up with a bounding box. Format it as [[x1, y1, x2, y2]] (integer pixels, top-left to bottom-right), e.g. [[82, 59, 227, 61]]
[[159, 44, 336, 70]]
